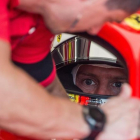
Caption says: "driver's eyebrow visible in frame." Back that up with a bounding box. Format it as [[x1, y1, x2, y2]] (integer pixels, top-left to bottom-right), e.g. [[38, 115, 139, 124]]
[[79, 73, 128, 81], [111, 77, 128, 81], [79, 72, 97, 78]]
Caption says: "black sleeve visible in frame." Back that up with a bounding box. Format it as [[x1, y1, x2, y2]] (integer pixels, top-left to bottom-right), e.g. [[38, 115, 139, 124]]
[[13, 53, 54, 82]]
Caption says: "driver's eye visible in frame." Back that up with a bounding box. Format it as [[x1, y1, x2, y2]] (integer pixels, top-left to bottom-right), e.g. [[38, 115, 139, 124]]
[[84, 79, 95, 85], [112, 82, 122, 88]]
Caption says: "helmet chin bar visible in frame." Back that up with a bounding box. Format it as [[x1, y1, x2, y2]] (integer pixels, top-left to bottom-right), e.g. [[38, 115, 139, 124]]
[[66, 89, 111, 107]]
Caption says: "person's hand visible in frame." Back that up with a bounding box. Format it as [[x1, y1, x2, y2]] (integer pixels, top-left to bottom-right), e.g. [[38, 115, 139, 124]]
[[40, 0, 130, 34], [96, 84, 140, 140], [18, 0, 88, 33], [18, 0, 131, 34], [39, 0, 108, 34], [40, 0, 87, 34]]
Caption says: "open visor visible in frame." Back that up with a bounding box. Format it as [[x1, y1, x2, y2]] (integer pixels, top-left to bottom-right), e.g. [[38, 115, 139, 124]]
[[52, 35, 128, 106]]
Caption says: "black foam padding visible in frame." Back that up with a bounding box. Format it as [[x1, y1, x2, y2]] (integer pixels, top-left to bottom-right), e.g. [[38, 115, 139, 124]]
[[13, 53, 53, 82], [57, 64, 82, 92]]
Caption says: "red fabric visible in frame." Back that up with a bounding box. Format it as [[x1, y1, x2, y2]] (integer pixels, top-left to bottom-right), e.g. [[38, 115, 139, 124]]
[[8, 0, 54, 64], [0, 0, 9, 41], [9, 0, 19, 8], [0, 0, 55, 82], [0, 130, 35, 140], [11, 18, 54, 64]]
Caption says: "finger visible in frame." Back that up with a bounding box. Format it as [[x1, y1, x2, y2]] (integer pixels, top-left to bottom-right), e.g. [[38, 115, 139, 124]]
[[101, 84, 132, 108], [101, 98, 140, 124], [87, 26, 102, 35], [119, 83, 132, 99]]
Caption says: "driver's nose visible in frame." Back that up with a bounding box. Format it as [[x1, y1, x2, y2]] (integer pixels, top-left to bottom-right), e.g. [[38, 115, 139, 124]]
[[95, 85, 108, 95]]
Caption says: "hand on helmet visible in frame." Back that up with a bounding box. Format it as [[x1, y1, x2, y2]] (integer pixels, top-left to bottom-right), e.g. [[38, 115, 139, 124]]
[[40, 0, 129, 34], [96, 84, 140, 140]]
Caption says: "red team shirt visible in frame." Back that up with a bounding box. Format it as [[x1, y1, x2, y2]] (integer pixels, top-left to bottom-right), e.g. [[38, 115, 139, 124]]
[[0, 0, 56, 86], [0, 0, 56, 139]]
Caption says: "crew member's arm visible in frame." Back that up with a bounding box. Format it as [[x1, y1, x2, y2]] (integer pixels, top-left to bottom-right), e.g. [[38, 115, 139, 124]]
[[0, 1, 90, 139], [18, 0, 140, 34], [17, 0, 88, 33], [45, 75, 69, 98], [0, 40, 90, 139]]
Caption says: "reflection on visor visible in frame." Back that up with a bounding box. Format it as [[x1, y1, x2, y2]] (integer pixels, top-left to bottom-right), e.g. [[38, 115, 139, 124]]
[[67, 90, 110, 106]]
